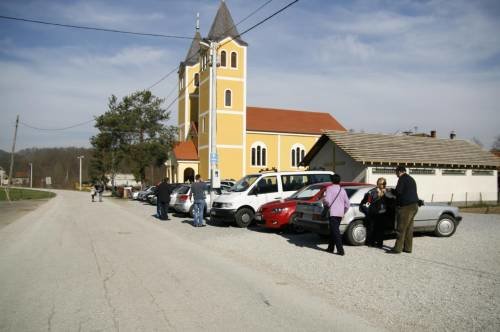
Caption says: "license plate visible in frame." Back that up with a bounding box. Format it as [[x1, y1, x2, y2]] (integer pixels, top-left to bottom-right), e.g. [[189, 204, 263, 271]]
[[254, 214, 262, 221]]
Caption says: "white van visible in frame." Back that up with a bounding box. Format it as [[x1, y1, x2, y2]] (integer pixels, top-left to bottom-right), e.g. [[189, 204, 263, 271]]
[[210, 171, 334, 227]]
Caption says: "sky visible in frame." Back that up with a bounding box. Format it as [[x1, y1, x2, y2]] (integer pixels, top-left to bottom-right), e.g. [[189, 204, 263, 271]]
[[1, 0, 499, 151]]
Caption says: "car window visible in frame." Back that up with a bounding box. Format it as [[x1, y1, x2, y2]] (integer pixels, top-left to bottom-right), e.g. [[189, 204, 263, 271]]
[[177, 186, 190, 194], [288, 183, 324, 200], [345, 188, 360, 198], [281, 174, 309, 191], [256, 176, 278, 194], [308, 173, 333, 184]]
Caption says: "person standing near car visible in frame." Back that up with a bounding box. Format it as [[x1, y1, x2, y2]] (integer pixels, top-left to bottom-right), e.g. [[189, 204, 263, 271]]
[[95, 182, 104, 202], [156, 178, 172, 220], [389, 166, 419, 254], [360, 177, 393, 248], [324, 173, 350, 256], [190, 174, 206, 227]]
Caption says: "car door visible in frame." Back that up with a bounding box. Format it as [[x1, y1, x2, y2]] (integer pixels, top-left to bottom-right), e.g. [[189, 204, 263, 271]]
[[248, 175, 281, 211]]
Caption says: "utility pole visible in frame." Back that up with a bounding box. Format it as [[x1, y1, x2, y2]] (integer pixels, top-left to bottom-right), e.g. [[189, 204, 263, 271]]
[[29, 162, 33, 188], [7, 115, 19, 187], [77, 156, 84, 191], [209, 40, 219, 208]]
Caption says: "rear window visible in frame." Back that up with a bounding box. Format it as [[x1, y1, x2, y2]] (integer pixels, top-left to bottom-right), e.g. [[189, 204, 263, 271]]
[[177, 186, 190, 194]]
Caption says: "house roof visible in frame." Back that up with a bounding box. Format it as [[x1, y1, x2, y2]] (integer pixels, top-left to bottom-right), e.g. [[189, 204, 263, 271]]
[[207, 1, 247, 46], [173, 140, 198, 161], [246, 107, 346, 135], [183, 30, 202, 66], [302, 131, 500, 168]]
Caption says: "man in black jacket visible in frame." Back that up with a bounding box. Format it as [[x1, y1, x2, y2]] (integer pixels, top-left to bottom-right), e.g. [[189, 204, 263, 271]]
[[156, 178, 172, 220], [389, 166, 419, 254]]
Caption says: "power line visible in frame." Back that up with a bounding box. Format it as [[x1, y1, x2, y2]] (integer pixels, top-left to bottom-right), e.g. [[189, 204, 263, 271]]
[[146, 0, 277, 90], [0, 14, 193, 39], [19, 118, 95, 131]]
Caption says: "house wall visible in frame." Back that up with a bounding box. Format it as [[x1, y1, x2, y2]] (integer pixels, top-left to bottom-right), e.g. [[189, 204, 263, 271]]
[[309, 140, 365, 181], [176, 162, 199, 183], [367, 167, 498, 204]]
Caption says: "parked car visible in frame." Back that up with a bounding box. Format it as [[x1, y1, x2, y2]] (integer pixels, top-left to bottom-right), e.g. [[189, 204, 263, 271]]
[[255, 182, 368, 232], [295, 185, 463, 245], [210, 171, 335, 228], [148, 183, 185, 206], [135, 186, 156, 201], [173, 183, 222, 217]]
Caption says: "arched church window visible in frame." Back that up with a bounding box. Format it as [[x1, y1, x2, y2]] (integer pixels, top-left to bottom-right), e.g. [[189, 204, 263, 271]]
[[225, 89, 232, 107], [291, 144, 306, 167], [251, 142, 267, 167], [231, 52, 237, 68], [220, 50, 227, 67]]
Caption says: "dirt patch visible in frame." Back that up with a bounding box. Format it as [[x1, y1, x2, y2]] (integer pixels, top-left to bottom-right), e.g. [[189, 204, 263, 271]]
[[0, 200, 50, 229]]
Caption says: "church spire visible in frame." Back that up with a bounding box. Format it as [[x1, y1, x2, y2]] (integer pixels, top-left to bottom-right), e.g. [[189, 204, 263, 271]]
[[207, 0, 247, 45], [183, 14, 202, 66]]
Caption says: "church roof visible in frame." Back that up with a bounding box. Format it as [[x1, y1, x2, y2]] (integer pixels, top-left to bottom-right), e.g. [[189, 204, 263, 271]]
[[173, 140, 198, 161], [302, 131, 500, 168], [246, 107, 346, 135], [183, 30, 202, 66], [208, 1, 247, 46]]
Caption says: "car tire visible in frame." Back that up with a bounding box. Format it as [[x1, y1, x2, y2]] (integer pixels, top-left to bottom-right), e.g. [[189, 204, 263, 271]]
[[346, 219, 367, 246], [235, 208, 254, 228], [189, 205, 194, 218], [288, 213, 306, 233], [434, 214, 457, 237]]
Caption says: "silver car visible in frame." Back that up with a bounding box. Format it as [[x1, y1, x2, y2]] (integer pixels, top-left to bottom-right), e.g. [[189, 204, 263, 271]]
[[173, 183, 221, 217], [295, 185, 462, 245]]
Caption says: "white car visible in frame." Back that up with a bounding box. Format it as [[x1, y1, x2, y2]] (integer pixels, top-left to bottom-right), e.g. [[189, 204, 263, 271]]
[[210, 171, 335, 227], [173, 183, 222, 217]]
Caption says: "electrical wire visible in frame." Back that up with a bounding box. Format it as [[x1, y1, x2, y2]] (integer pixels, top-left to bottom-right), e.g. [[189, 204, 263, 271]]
[[19, 118, 95, 131], [0, 14, 193, 39]]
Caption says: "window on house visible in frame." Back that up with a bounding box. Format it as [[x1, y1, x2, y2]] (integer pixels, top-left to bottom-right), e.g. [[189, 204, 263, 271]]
[[220, 50, 227, 67], [231, 52, 237, 68], [291, 144, 306, 167], [225, 90, 232, 107], [251, 143, 267, 167], [194, 73, 199, 87]]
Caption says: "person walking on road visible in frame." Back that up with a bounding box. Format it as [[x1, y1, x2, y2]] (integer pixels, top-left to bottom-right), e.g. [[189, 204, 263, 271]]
[[323, 174, 350, 256], [95, 182, 104, 202], [190, 174, 206, 227], [156, 178, 172, 220], [388, 166, 419, 254]]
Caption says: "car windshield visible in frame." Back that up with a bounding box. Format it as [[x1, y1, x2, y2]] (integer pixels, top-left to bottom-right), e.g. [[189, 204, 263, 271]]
[[287, 183, 325, 201], [228, 175, 261, 192]]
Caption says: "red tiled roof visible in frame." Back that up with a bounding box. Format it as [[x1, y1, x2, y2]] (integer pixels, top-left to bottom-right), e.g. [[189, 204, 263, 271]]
[[173, 140, 198, 161], [246, 106, 346, 135]]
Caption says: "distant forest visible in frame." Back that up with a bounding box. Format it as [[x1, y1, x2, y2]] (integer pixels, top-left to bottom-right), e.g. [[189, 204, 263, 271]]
[[0, 148, 165, 189]]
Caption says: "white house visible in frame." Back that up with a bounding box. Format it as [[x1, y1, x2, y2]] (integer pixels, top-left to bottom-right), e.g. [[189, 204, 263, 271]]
[[302, 131, 500, 204]]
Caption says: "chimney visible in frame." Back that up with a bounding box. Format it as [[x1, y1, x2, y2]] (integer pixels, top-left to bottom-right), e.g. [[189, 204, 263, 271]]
[[450, 131, 456, 139], [430, 130, 436, 138]]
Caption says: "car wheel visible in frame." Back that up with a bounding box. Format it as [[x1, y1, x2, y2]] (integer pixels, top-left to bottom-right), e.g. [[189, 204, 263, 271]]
[[288, 213, 306, 233], [235, 208, 254, 228], [189, 205, 194, 218], [434, 214, 457, 237], [346, 220, 366, 246]]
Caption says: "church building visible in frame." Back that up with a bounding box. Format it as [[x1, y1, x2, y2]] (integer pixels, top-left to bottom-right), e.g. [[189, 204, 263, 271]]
[[167, 1, 345, 183]]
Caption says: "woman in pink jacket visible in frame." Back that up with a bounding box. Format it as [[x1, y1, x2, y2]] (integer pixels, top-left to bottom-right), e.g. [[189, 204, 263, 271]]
[[323, 173, 350, 256]]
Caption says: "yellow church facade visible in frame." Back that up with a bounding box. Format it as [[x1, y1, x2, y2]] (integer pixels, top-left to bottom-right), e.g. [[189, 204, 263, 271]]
[[167, 1, 345, 183]]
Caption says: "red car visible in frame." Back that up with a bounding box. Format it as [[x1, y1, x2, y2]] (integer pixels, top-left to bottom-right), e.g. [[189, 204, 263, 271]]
[[255, 182, 367, 232]]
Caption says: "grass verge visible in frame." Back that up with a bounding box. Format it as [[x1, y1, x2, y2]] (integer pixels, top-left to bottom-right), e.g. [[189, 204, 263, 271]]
[[0, 188, 56, 201]]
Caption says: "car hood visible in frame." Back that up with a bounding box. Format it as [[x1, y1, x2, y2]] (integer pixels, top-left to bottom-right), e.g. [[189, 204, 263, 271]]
[[261, 199, 297, 210], [213, 191, 244, 203]]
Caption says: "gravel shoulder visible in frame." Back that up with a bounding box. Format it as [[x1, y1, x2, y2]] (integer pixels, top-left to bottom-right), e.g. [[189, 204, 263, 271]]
[[113, 198, 500, 331]]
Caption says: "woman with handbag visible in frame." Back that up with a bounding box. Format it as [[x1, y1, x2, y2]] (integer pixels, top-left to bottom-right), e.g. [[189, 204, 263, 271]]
[[323, 174, 350, 256]]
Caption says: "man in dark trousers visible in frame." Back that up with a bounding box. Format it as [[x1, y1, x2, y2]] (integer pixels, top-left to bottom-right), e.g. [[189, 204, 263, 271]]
[[389, 166, 419, 254], [156, 178, 172, 220]]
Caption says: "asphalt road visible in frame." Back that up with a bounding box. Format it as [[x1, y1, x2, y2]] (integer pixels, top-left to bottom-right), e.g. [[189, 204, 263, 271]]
[[0, 190, 379, 331]]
